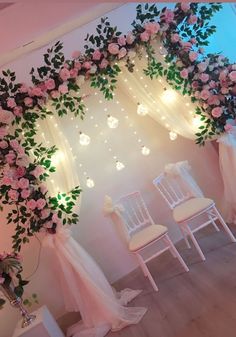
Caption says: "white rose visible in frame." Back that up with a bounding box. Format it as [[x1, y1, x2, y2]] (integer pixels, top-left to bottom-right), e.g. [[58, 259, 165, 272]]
[[76, 75, 85, 86], [89, 65, 97, 74]]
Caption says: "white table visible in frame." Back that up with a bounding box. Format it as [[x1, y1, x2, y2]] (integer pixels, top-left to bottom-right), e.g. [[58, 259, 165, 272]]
[[12, 305, 65, 337]]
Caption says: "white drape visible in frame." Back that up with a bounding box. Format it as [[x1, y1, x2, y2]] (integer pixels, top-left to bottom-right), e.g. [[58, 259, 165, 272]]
[[43, 227, 147, 337]]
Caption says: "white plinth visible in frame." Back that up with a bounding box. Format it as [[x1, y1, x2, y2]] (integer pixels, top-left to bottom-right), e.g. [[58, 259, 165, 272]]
[[12, 305, 65, 337]]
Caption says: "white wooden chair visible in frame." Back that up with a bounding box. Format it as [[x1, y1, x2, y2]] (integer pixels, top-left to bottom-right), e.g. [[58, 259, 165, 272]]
[[153, 173, 236, 261], [116, 191, 189, 291]]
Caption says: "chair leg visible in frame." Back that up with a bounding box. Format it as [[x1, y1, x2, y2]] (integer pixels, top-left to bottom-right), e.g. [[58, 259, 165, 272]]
[[185, 225, 206, 261], [164, 235, 189, 272], [179, 224, 191, 249], [208, 213, 220, 232], [213, 206, 236, 243], [136, 253, 158, 291]]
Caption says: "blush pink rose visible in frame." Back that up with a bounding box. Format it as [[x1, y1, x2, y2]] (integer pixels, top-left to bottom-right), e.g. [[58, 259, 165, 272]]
[[190, 38, 197, 45], [40, 184, 48, 195], [229, 71, 236, 82], [144, 22, 160, 35], [200, 89, 210, 100], [181, 41, 192, 51], [221, 87, 229, 94], [197, 62, 208, 73], [72, 50, 81, 59], [164, 9, 174, 23], [18, 177, 29, 189], [209, 80, 216, 89], [13, 106, 23, 117], [59, 68, 70, 81], [118, 47, 127, 59], [21, 189, 30, 199], [58, 84, 68, 94], [24, 97, 33, 107], [199, 73, 209, 83], [16, 166, 26, 178], [74, 61, 82, 70], [180, 69, 188, 79], [19, 83, 28, 93], [70, 68, 78, 78], [2, 176, 12, 186], [7, 98, 16, 108], [0, 140, 8, 149], [140, 31, 149, 42], [108, 43, 119, 55], [118, 36, 126, 46], [126, 32, 135, 45], [0, 109, 14, 124], [45, 78, 55, 90], [41, 208, 50, 219], [10, 139, 20, 150], [52, 213, 59, 223], [189, 51, 198, 62], [30, 86, 43, 97], [82, 61, 91, 70], [0, 276, 5, 284], [211, 107, 223, 118], [8, 189, 19, 201], [92, 49, 102, 61], [99, 58, 109, 69], [16, 155, 29, 167], [207, 95, 220, 106], [0, 127, 7, 139], [188, 15, 197, 25], [192, 81, 199, 89], [171, 33, 180, 43], [51, 90, 60, 99], [36, 198, 46, 210], [180, 3, 190, 12], [27, 199, 37, 210], [224, 123, 233, 132], [31, 165, 44, 178], [6, 152, 16, 164]]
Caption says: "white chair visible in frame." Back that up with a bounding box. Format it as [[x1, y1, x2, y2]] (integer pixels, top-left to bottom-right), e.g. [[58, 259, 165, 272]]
[[115, 191, 189, 291], [153, 173, 236, 261]]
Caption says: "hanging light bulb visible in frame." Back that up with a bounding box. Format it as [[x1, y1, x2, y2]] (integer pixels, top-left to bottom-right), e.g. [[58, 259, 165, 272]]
[[116, 160, 125, 171], [141, 146, 150, 156], [161, 89, 177, 103], [137, 103, 148, 116], [86, 177, 95, 188], [79, 132, 90, 146], [107, 115, 119, 129], [169, 131, 178, 141]]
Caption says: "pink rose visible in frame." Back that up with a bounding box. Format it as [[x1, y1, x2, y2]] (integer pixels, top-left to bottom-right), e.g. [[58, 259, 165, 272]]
[[82, 61, 91, 70], [188, 15, 197, 25], [207, 95, 220, 106], [0, 276, 5, 284], [163, 9, 174, 23], [2, 176, 12, 186], [126, 32, 135, 45], [180, 3, 190, 12], [221, 87, 229, 94], [10, 139, 20, 150], [30, 86, 43, 97], [70, 68, 78, 78], [118, 47, 127, 59], [190, 38, 197, 45], [24, 97, 33, 107], [211, 107, 223, 118], [40, 184, 48, 195], [192, 81, 199, 89], [59, 67, 71, 81], [180, 68, 188, 79], [209, 80, 216, 89], [181, 41, 192, 51], [194, 91, 200, 99], [0, 140, 8, 149], [8, 189, 19, 201], [171, 33, 180, 43], [50, 90, 60, 99], [41, 208, 50, 219], [52, 213, 59, 223], [31, 165, 44, 178], [92, 49, 102, 61], [108, 43, 119, 55], [58, 84, 68, 94], [7, 98, 16, 108], [16, 155, 29, 167], [27, 199, 37, 210], [99, 58, 109, 69], [18, 177, 29, 189], [224, 123, 233, 132], [21, 189, 30, 199], [0, 109, 14, 124], [198, 62, 208, 73], [6, 152, 16, 164], [36, 198, 46, 210], [199, 73, 209, 83], [200, 89, 210, 100], [189, 51, 198, 62], [219, 70, 228, 81], [74, 61, 82, 70], [144, 22, 160, 35], [45, 78, 55, 90], [19, 83, 28, 93], [16, 166, 26, 178], [140, 31, 149, 42], [118, 36, 126, 46], [13, 106, 23, 117], [0, 127, 7, 139], [229, 71, 236, 82], [72, 50, 81, 59]]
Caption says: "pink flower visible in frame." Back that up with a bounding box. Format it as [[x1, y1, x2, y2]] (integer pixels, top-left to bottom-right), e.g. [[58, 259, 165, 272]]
[[13, 106, 23, 117], [188, 15, 197, 25], [27, 199, 37, 210], [41, 208, 50, 219], [36, 198, 46, 210], [199, 47, 204, 54], [24, 97, 33, 107], [189, 51, 198, 62], [6, 152, 16, 164], [18, 177, 29, 189], [190, 38, 197, 45], [180, 68, 188, 79], [181, 41, 192, 51], [99, 58, 109, 69], [52, 213, 59, 223], [30, 86, 43, 97], [126, 32, 135, 45], [70, 68, 78, 78], [16, 166, 26, 178], [180, 3, 190, 12], [199, 73, 209, 83], [144, 22, 160, 35], [211, 107, 223, 118], [74, 61, 82, 70], [72, 50, 81, 59], [16, 155, 29, 167], [108, 43, 119, 55], [59, 67, 71, 81], [58, 84, 68, 94], [40, 184, 48, 195], [229, 71, 236, 82], [92, 49, 102, 61], [219, 70, 228, 81], [0, 109, 14, 124], [171, 33, 180, 43], [31, 165, 44, 178], [0, 127, 7, 139], [198, 62, 208, 73], [221, 87, 229, 94], [2, 176, 12, 186], [224, 123, 233, 132], [82, 61, 91, 70], [0, 140, 8, 149], [140, 31, 149, 42], [118, 47, 127, 59], [10, 139, 20, 150], [118, 36, 126, 46], [7, 98, 16, 109], [209, 80, 216, 89], [231, 85, 236, 95], [19, 83, 28, 93], [207, 95, 220, 106], [21, 189, 30, 199], [200, 89, 210, 100], [0, 276, 5, 284], [192, 81, 199, 89], [163, 9, 174, 23], [51, 90, 60, 99], [45, 78, 55, 90], [8, 189, 19, 201]]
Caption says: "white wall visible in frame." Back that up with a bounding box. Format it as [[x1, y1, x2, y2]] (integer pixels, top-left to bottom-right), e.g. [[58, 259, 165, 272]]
[[0, 3, 234, 337]]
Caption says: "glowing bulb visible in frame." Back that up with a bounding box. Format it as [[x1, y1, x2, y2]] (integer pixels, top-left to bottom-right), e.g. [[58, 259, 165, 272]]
[[51, 151, 65, 166], [161, 89, 177, 103], [169, 131, 178, 141], [141, 146, 150, 156], [86, 177, 95, 188], [192, 116, 203, 129], [107, 115, 119, 129], [79, 132, 90, 146], [137, 103, 148, 116], [116, 161, 125, 171]]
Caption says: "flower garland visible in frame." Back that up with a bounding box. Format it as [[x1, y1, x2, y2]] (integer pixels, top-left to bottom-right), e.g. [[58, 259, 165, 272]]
[[0, 3, 232, 254]]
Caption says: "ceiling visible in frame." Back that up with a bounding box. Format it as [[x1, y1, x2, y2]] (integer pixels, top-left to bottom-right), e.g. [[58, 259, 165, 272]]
[[0, 0, 124, 67]]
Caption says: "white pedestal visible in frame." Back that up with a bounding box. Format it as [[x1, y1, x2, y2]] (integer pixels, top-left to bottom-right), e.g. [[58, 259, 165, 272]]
[[12, 305, 65, 337]]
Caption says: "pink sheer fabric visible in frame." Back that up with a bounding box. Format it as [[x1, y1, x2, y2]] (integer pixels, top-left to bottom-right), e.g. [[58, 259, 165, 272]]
[[43, 228, 147, 337], [218, 127, 236, 224]]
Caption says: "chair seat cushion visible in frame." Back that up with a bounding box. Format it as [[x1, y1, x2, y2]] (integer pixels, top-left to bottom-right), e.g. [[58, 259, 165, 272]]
[[173, 197, 214, 223], [129, 224, 167, 252]]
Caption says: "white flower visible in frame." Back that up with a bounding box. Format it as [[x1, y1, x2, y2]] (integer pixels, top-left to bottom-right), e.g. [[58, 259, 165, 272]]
[[89, 65, 97, 74], [76, 75, 85, 86], [127, 50, 136, 59]]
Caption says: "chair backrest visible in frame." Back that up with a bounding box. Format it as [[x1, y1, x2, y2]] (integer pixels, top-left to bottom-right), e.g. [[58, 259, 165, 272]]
[[153, 173, 191, 209], [118, 191, 155, 235]]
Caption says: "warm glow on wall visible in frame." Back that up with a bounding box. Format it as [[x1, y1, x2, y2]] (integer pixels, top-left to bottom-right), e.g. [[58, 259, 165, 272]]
[[161, 89, 177, 103]]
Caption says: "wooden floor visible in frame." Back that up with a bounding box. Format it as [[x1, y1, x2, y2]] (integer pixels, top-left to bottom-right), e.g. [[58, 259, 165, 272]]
[[108, 224, 236, 337]]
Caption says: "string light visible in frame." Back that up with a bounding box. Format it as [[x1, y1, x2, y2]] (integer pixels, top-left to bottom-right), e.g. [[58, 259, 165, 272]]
[[51, 150, 65, 166], [169, 131, 178, 141], [107, 115, 119, 129], [161, 89, 177, 103], [141, 146, 150, 156], [86, 177, 95, 188], [116, 160, 125, 171], [137, 103, 148, 116], [79, 132, 90, 146]]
